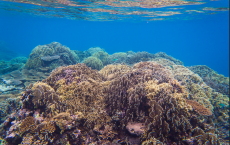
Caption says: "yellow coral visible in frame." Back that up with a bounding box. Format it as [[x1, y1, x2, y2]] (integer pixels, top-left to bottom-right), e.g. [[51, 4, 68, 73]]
[[19, 116, 35, 135], [186, 99, 212, 116]]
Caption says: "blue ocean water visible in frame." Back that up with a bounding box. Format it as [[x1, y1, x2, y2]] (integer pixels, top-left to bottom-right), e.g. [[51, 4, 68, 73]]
[[0, 1, 229, 145], [0, 0, 229, 76]]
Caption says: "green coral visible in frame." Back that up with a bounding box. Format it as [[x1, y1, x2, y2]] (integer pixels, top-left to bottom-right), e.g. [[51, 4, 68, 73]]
[[72, 50, 91, 62], [82, 56, 103, 70], [188, 65, 229, 95], [92, 51, 109, 65], [153, 52, 183, 65], [86, 47, 105, 55], [9, 57, 27, 64], [25, 42, 79, 71]]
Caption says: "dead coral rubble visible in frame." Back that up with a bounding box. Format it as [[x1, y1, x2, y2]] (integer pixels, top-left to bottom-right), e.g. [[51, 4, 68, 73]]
[[0, 62, 224, 144]]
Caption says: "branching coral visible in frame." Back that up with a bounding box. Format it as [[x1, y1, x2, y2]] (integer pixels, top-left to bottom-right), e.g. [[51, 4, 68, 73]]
[[153, 52, 183, 65], [99, 64, 130, 80], [188, 65, 229, 96], [125, 51, 154, 65], [186, 99, 212, 116], [0, 61, 227, 145]]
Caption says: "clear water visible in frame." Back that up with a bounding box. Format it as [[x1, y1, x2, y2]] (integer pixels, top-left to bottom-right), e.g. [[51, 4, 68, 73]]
[[0, 0, 229, 76], [0, 0, 229, 145]]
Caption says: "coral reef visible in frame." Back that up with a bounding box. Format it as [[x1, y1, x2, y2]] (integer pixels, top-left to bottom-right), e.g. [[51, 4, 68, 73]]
[[0, 61, 225, 145], [99, 63, 130, 80], [0, 68, 50, 95], [25, 42, 79, 71], [72, 50, 91, 62], [188, 65, 229, 96], [85, 47, 105, 55], [40, 55, 60, 62], [0, 96, 21, 124], [107, 52, 128, 64], [0, 57, 27, 75], [170, 64, 229, 142], [105, 51, 182, 67], [153, 52, 183, 65], [82, 56, 103, 70], [125, 51, 154, 65], [186, 99, 212, 116], [92, 51, 109, 65]]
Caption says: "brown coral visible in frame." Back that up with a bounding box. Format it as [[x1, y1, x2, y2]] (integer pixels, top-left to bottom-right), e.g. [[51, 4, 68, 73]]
[[186, 100, 212, 116], [1, 61, 225, 145], [19, 116, 35, 135]]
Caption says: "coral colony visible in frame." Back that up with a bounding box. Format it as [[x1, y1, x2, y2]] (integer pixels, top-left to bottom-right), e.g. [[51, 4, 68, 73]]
[[0, 42, 229, 144]]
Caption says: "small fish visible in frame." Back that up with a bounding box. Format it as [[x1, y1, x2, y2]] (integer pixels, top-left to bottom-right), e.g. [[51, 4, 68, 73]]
[[113, 59, 118, 61], [219, 103, 226, 109]]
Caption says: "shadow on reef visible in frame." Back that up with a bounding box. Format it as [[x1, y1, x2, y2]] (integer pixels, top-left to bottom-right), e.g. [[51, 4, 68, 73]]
[[0, 62, 228, 145]]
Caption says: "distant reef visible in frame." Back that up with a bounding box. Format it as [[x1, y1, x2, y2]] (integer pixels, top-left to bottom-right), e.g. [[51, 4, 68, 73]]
[[0, 42, 229, 145]]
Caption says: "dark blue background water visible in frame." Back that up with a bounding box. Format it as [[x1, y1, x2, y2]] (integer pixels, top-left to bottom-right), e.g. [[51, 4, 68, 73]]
[[0, 2, 229, 77]]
